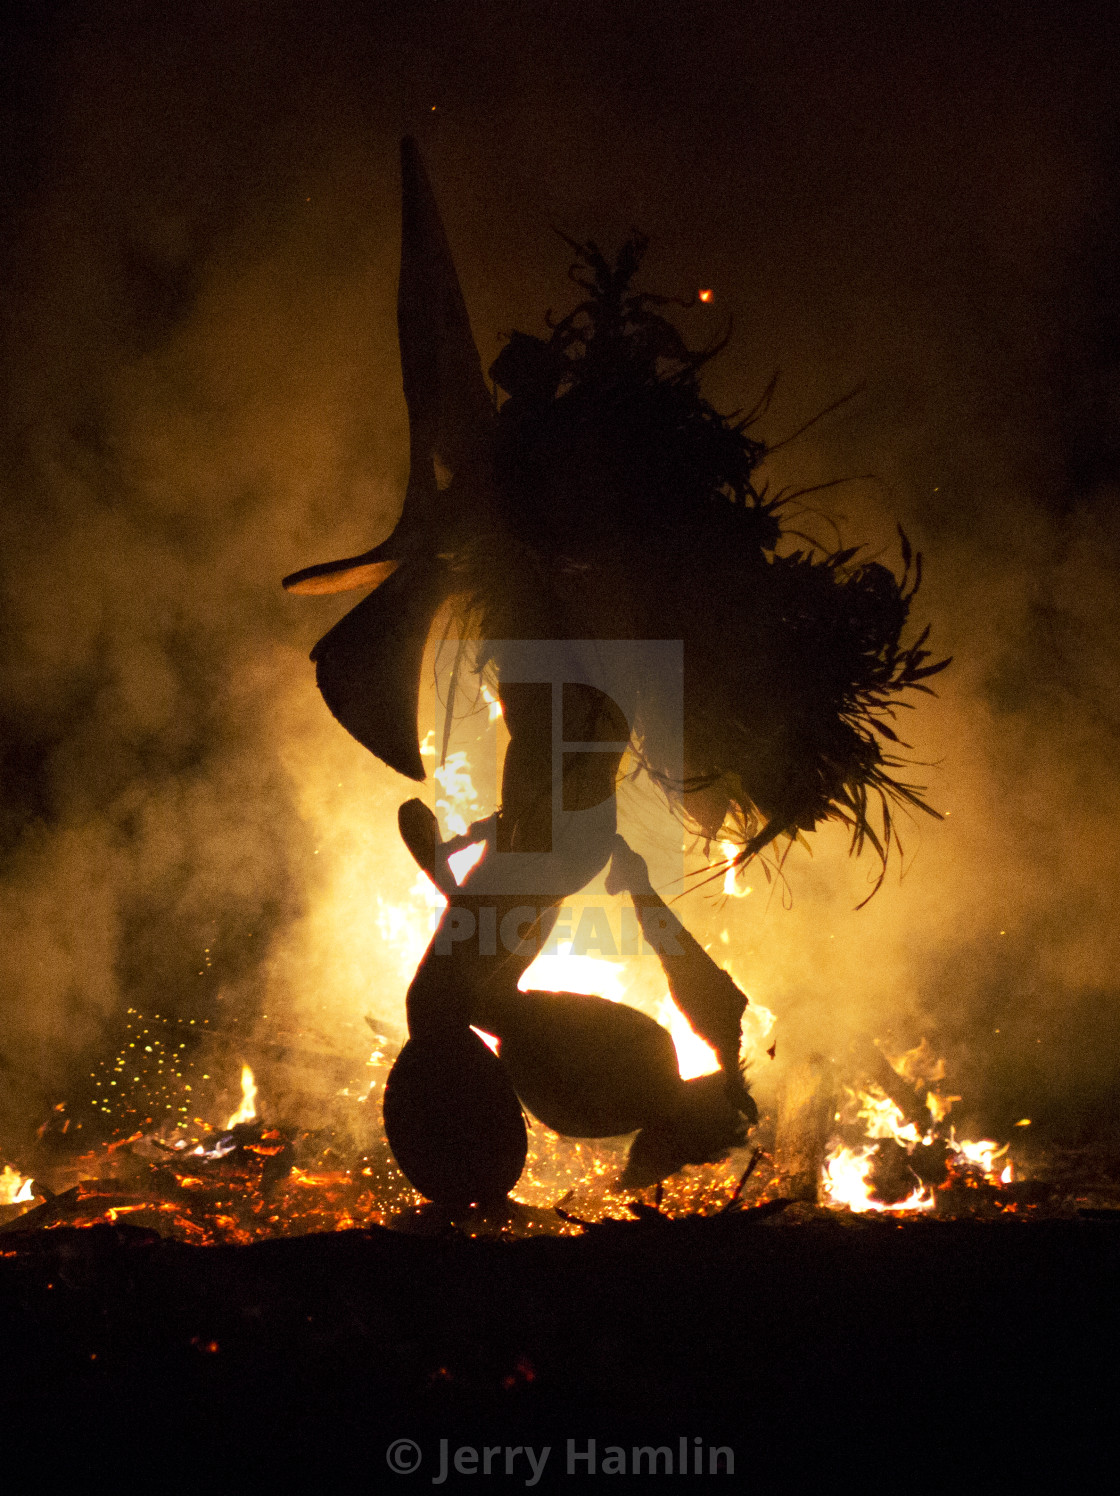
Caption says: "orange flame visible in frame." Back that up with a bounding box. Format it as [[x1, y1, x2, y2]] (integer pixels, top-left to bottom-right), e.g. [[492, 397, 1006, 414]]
[[225, 1065, 258, 1129], [0, 1165, 35, 1205], [822, 1071, 1012, 1214]]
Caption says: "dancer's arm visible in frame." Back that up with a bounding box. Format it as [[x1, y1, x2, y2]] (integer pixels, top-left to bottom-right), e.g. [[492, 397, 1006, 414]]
[[607, 837, 748, 1091]]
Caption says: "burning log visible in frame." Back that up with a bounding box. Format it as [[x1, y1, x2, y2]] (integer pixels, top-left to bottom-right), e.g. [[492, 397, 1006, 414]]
[[866, 1138, 923, 1205], [868, 1042, 936, 1137], [820, 1040, 1023, 1215]]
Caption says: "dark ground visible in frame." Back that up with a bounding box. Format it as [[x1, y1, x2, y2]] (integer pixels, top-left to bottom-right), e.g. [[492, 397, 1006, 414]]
[[1, 1212, 1117, 1490]]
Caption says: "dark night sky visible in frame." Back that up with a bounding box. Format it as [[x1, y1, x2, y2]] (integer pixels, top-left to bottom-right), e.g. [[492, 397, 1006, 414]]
[[2, 1, 1120, 1150]]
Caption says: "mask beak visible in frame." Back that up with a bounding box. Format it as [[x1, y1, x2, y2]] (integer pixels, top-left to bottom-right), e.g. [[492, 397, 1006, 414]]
[[284, 136, 494, 593], [287, 138, 494, 779], [397, 133, 494, 497], [282, 552, 400, 597]]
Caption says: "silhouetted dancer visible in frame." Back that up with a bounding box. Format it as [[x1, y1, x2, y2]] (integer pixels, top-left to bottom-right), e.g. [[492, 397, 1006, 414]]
[[283, 138, 948, 1207], [397, 806, 752, 1189]]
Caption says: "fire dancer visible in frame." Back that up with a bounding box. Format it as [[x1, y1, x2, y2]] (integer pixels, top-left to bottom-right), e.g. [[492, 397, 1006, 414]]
[[284, 139, 946, 1206]]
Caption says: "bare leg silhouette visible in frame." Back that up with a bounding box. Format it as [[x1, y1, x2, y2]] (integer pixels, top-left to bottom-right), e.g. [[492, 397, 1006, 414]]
[[386, 673, 756, 1199]]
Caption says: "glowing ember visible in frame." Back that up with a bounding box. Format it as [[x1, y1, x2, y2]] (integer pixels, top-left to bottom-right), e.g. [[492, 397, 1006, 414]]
[[11, 1020, 1039, 1241], [698, 288, 714, 303], [226, 1065, 258, 1128]]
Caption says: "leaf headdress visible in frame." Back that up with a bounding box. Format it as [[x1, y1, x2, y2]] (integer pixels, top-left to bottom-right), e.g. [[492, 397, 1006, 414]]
[[487, 237, 950, 896]]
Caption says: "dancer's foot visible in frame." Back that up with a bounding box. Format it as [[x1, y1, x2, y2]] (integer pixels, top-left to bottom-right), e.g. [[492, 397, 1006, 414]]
[[618, 1073, 750, 1190]]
